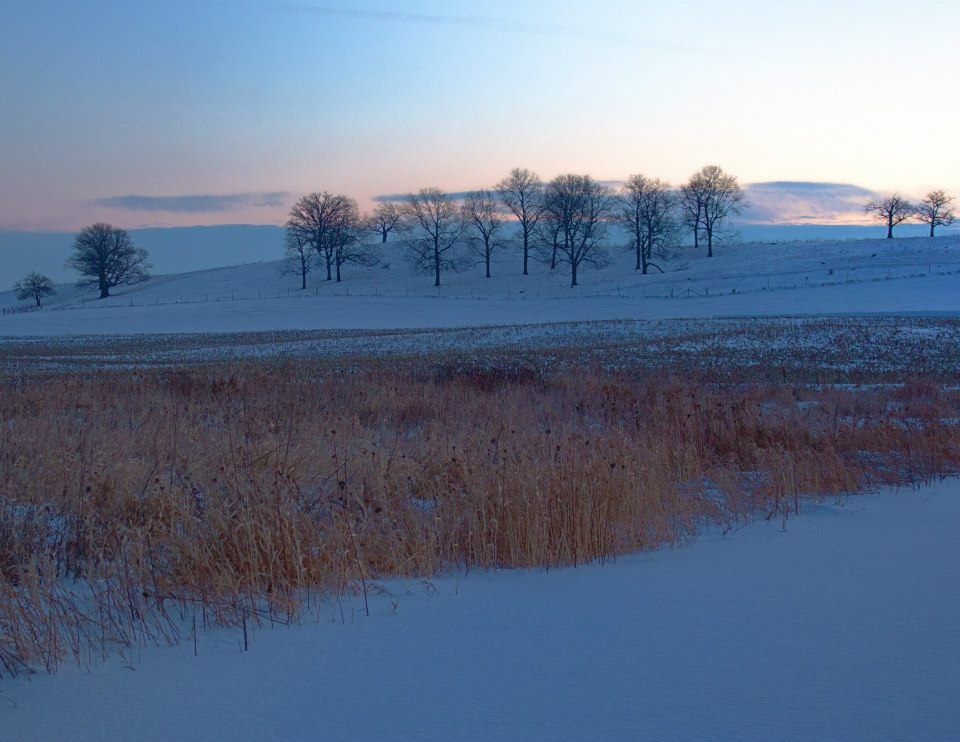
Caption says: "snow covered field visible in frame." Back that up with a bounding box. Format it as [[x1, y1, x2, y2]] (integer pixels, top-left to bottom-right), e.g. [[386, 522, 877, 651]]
[[1, 235, 959, 336], [3, 481, 957, 742], [3, 235, 959, 742]]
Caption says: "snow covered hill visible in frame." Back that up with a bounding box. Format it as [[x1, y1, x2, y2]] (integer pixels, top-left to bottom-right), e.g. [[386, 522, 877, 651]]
[[1, 234, 958, 336]]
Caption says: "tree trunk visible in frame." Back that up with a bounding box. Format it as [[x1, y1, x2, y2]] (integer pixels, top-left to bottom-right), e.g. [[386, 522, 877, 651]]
[[485, 246, 491, 278], [930, 222, 936, 238], [522, 230, 529, 276], [887, 217, 893, 239], [706, 227, 713, 257], [336, 261, 342, 283], [326, 257, 332, 280], [570, 259, 578, 287], [381, 232, 388, 243], [551, 243, 557, 270], [301, 270, 306, 290], [434, 242, 441, 287]]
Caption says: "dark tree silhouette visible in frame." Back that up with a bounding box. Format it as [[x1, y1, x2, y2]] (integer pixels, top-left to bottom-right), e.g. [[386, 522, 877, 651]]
[[679, 180, 706, 251], [330, 215, 377, 283], [287, 193, 362, 281], [281, 228, 314, 289], [915, 190, 955, 237], [540, 174, 614, 287], [367, 201, 405, 243], [684, 166, 746, 257], [616, 174, 676, 274], [864, 194, 914, 239], [534, 216, 564, 270], [462, 190, 504, 278], [14, 271, 56, 307], [66, 223, 150, 298], [495, 168, 544, 276], [405, 188, 465, 287]]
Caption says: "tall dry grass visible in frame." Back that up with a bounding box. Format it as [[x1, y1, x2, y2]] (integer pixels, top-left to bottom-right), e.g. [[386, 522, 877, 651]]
[[1, 361, 959, 674]]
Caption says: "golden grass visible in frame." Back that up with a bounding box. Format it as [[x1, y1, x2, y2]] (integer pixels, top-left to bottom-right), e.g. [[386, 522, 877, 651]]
[[1, 360, 959, 674]]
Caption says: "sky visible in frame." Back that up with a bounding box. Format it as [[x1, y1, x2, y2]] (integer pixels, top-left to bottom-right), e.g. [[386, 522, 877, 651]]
[[1, 0, 958, 230]]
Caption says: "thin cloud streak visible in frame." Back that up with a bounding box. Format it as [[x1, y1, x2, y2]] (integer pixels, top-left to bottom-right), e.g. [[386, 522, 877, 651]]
[[95, 192, 291, 214], [227, 1, 723, 55]]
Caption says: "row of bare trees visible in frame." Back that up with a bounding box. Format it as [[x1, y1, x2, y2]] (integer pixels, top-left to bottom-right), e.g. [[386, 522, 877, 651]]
[[286, 166, 748, 288], [865, 191, 956, 238]]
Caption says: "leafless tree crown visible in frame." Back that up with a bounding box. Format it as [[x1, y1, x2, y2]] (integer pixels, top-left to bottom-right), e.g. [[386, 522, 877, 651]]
[[682, 166, 746, 257], [281, 228, 314, 290], [462, 190, 504, 279], [405, 187, 466, 287], [615, 174, 676, 274], [539, 174, 614, 287], [915, 190, 955, 237], [287, 193, 374, 283], [864, 193, 915, 239], [65, 223, 150, 299], [14, 271, 56, 307], [495, 168, 545, 276], [366, 201, 406, 243]]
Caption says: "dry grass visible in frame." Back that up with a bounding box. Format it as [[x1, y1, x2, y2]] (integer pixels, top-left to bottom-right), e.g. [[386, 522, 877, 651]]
[[2, 360, 959, 675]]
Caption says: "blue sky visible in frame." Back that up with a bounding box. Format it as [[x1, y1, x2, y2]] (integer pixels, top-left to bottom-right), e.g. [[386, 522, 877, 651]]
[[1, 0, 958, 229]]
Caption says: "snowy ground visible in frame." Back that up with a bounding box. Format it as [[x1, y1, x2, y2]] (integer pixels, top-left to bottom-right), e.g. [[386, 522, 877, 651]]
[[4, 316, 960, 380], [3, 480, 958, 742], [1, 235, 959, 336], [4, 235, 959, 741]]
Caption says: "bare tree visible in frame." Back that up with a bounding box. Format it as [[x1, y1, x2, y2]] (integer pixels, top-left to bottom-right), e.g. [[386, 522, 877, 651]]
[[678, 181, 706, 251], [66, 223, 150, 298], [462, 190, 504, 278], [281, 228, 314, 290], [915, 190, 956, 237], [287, 193, 360, 281], [405, 188, 465, 287], [684, 166, 746, 257], [616, 174, 676, 274], [495, 168, 544, 276], [366, 201, 405, 243], [532, 213, 563, 271], [535, 217, 564, 270], [14, 272, 56, 307], [864, 194, 915, 239], [540, 174, 614, 287], [330, 214, 377, 283]]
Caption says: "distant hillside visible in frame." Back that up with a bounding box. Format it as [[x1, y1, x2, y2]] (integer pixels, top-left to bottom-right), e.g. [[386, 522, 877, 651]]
[[0, 224, 284, 285]]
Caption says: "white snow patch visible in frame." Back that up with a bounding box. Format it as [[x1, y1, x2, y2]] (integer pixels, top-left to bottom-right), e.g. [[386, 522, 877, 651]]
[[3, 480, 958, 742]]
